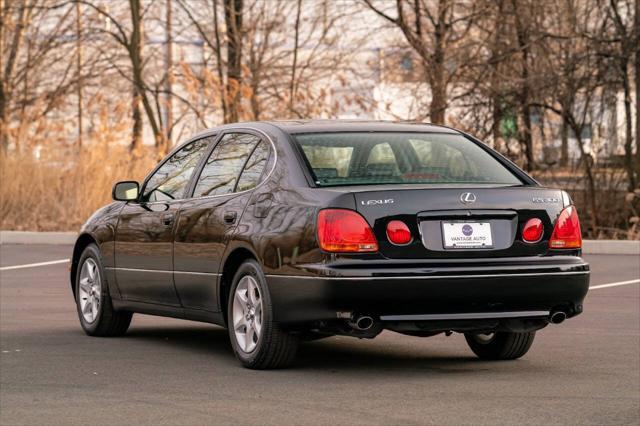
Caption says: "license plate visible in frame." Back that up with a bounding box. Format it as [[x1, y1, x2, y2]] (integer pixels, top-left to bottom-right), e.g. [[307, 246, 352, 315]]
[[442, 222, 493, 249]]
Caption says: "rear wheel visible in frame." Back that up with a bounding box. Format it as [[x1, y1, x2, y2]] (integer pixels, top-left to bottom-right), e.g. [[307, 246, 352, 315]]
[[464, 331, 535, 360], [75, 244, 132, 336], [227, 259, 298, 369]]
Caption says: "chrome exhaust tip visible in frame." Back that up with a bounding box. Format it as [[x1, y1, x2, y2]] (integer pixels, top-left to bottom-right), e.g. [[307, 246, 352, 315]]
[[550, 311, 567, 324], [350, 315, 374, 331]]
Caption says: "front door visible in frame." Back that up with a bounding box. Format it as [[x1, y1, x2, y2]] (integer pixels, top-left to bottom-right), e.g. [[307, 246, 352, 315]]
[[174, 132, 271, 312], [114, 137, 212, 306]]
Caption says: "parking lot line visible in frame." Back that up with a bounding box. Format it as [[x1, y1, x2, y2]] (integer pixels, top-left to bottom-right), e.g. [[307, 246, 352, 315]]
[[590, 279, 640, 290], [0, 259, 69, 271]]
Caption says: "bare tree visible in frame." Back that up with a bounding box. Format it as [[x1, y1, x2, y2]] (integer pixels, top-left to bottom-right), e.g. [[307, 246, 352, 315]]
[[178, 0, 358, 123], [164, 0, 173, 146], [177, 0, 245, 124], [289, 0, 302, 113], [75, 0, 83, 147], [604, 0, 637, 190], [535, 0, 601, 230], [1, 0, 81, 153], [0, 0, 29, 152], [363, 0, 479, 124], [224, 0, 243, 123], [79, 0, 173, 154], [635, 0, 639, 167], [508, 0, 538, 171]]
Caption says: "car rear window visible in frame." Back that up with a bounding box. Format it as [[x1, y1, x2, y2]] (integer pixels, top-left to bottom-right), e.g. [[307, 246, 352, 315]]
[[294, 132, 522, 187]]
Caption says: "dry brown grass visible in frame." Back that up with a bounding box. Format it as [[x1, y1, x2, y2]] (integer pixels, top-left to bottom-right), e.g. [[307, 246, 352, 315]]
[[1, 145, 156, 231], [1, 145, 638, 239]]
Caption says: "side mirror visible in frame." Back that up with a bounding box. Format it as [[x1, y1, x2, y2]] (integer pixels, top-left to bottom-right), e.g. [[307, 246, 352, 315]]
[[112, 181, 139, 201]]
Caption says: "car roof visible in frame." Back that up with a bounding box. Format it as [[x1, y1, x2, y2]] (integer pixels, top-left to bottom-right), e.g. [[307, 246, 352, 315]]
[[183, 120, 461, 143], [264, 119, 460, 135]]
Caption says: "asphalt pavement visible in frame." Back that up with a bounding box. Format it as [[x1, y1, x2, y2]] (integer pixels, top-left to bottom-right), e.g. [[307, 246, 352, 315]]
[[0, 244, 638, 425]]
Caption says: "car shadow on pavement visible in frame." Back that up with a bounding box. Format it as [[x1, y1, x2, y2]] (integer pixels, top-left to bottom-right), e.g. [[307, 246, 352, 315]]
[[296, 340, 482, 373], [123, 324, 236, 357], [120, 325, 491, 373]]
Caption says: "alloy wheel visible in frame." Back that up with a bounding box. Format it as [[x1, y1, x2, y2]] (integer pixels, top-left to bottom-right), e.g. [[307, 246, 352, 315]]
[[232, 275, 263, 353], [78, 258, 101, 323]]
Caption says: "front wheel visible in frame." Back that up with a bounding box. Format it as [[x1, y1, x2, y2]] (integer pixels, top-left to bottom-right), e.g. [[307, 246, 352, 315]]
[[75, 244, 132, 336], [227, 260, 298, 369], [464, 331, 535, 360]]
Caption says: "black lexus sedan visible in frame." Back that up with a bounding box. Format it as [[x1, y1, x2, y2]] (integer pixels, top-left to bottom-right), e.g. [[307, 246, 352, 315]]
[[70, 120, 589, 369]]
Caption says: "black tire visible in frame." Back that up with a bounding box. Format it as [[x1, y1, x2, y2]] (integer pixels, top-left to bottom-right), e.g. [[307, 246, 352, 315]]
[[75, 244, 132, 337], [227, 259, 298, 369], [464, 331, 535, 360]]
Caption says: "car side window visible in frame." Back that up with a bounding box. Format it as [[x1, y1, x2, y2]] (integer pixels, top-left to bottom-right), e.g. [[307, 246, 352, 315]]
[[142, 137, 211, 202], [192, 133, 261, 198], [236, 142, 271, 192]]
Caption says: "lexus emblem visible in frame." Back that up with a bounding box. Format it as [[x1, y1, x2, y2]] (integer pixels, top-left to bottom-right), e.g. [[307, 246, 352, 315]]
[[460, 192, 477, 204]]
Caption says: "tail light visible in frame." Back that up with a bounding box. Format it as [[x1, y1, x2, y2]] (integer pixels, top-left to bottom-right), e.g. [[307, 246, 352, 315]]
[[386, 220, 412, 245], [317, 209, 378, 253], [549, 206, 582, 249], [522, 218, 543, 243]]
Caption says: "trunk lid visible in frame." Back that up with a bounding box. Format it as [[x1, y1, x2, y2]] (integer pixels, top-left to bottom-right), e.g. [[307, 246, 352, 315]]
[[351, 185, 565, 259]]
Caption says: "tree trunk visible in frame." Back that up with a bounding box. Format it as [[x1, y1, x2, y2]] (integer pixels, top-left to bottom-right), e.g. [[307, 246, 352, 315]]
[[520, 87, 534, 170], [164, 0, 173, 149], [365, 0, 452, 124], [76, 1, 83, 148], [491, 96, 502, 150], [129, 0, 164, 154], [129, 0, 143, 153], [248, 46, 261, 120], [620, 57, 637, 191], [490, 0, 505, 150], [224, 0, 243, 123], [0, 78, 7, 154], [635, 0, 640, 169], [575, 131, 598, 234], [560, 115, 569, 167], [131, 89, 142, 154], [429, 0, 447, 124], [0, 0, 4, 154], [512, 0, 534, 171], [0, 0, 28, 153], [289, 0, 302, 115], [212, 0, 228, 122]]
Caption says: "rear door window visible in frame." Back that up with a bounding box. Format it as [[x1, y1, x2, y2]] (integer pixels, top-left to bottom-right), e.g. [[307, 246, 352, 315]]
[[192, 133, 261, 197], [236, 141, 271, 192]]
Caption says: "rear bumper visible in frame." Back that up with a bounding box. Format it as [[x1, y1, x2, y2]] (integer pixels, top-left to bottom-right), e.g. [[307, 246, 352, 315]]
[[265, 256, 590, 324]]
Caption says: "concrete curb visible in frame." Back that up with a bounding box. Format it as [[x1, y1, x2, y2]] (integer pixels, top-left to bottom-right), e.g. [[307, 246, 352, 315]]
[[0, 231, 78, 245], [582, 240, 640, 255], [1, 231, 638, 255]]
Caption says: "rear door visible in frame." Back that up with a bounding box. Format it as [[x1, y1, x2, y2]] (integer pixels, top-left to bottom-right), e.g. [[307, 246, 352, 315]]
[[173, 132, 271, 312]]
